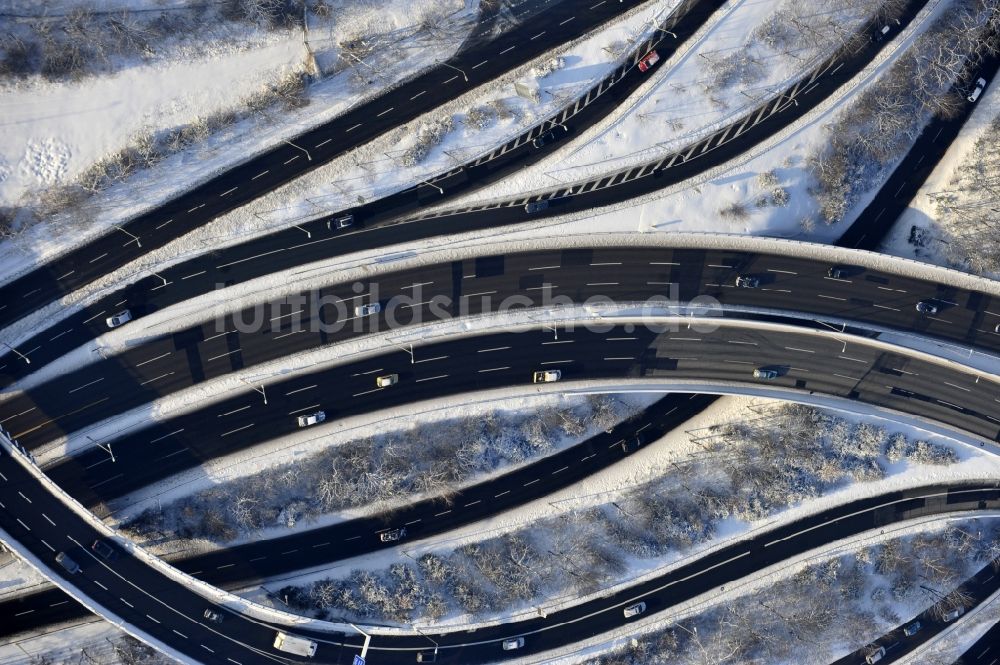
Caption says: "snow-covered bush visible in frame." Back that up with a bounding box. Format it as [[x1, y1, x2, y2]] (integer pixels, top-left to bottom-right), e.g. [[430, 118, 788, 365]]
[[531, 56, 565, 79], [930, 112, 1000, 274], [463, 105, 495, 131], [400, 117, 454, 167]]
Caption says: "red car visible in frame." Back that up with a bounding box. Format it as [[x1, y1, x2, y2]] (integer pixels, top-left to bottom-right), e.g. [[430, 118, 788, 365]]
[[637, 50, 660, 72]]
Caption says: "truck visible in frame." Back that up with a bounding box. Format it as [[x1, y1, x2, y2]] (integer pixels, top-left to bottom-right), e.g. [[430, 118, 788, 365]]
[[273, 631, 318, 657]]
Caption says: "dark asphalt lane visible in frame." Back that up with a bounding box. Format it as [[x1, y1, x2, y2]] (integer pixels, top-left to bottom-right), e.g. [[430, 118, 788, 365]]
[[0, 0, 646, 331], [0, 441, 319, 665], [0, 0, 926, 383], [0, 0, 721, 387], [0, 393, 716, 637], [26, 323, 1000, 509], [4, 434, 999, 663], [7, 246, 1000, 452]]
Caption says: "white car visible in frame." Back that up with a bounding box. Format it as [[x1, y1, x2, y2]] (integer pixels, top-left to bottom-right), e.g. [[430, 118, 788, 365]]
[[105, 310, 132, 328], [354, 302, 381, 317], [376, 374, 398, 388], [296, 411, 326, 427], [942, 607, 965, 622], [533, 369, 562, 383], [735, 275, 759, 288], [623, 602, 646, 618], [501, 637, 524, 651], [968, 77, 987, 102], [865, 646, 886, 664], [379, 528, 406, 542]]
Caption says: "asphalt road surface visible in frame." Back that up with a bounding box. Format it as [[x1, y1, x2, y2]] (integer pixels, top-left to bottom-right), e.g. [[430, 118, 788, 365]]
[[0, 0, 928, 382], [7, 246, 1000, 453], [0, 0, 645, 330], [19, 323, 1000, 511], [0, 393, 716, 637], [2, 441, 996, 663]]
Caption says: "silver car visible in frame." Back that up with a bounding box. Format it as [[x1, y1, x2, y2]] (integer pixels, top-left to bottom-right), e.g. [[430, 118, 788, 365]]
[[354, 302, 382, 317], [915, 301, 938, 315], [105, 309, 132, 328], [297, 411, 326, 428], [623, 602, 646, 618], [502, 637, 524, 651]]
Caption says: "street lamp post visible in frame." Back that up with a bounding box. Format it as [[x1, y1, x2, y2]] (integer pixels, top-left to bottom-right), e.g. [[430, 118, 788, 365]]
[[115, 226, 141, 248], [440, 61, 468, 82], [1, 342, 30, 365], [283, 139, 312, 162]]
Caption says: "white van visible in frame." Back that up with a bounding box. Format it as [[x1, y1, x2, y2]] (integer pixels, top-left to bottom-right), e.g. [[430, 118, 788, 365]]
[[273, 631, 317, 657]]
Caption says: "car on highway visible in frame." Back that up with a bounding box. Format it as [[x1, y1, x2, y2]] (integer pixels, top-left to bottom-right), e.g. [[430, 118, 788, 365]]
[[416, 651, 437, 662], [637, 50, 660, 72], [623, 602, 647, 618], [380, 528, 406, 542], [376, 373, 398, 388], [735, 275, 759, 288], [942, 606, 965, 622], [994, 323, 1000, 333], [525, 199, 550, 214], [753, 368, 779, 379], [91, 539, 116, 560], [203, 608, 224, 624], [533, 369, 562, 383], [354, 302, 381, 317], [903, 621, 921, 636], [332, 214, 354, 229], [502, 637, 525, 651], [55, 552, 80, 574], [865, 646, 886, 664], [105, 310, 132, 328], [532, 125, 568, 149], [827, 265, 853, 279], [297, 411, 326, 428], [968, 77, 987, 102], [621, 433, 645, 454], [915, 301, 938, 315]]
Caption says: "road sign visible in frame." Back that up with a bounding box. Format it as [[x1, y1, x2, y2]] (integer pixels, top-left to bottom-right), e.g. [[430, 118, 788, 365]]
[[353, 656, 365, 665]]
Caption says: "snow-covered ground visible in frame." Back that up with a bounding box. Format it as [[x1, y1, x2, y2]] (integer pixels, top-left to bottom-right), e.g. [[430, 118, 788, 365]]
[[0, 0, 480, 281]]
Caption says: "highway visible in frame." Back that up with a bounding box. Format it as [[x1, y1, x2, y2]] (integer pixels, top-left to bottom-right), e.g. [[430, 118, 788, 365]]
[[0, 0, 931, 383], [6, 245, 1000, 452], [0, 0, 647, 331], [16, 322, 1000, 510], [3, 436, 996, 662], [0, 436, 338, 664], [0, 393, 716, 637]]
